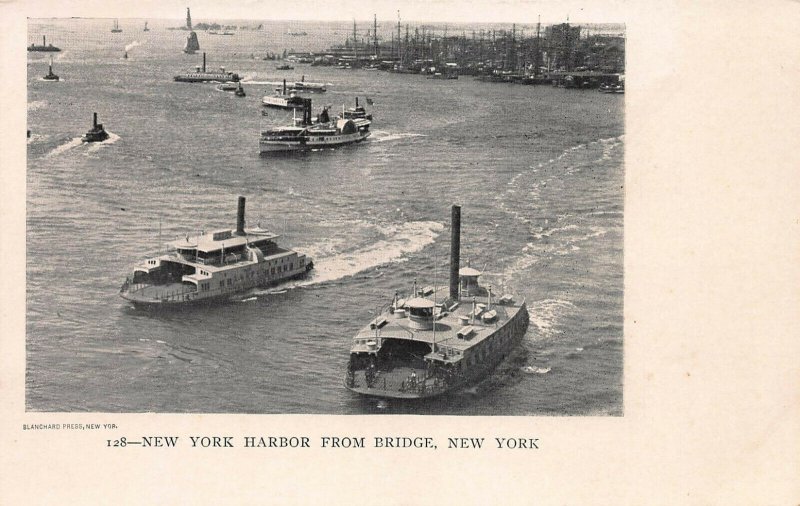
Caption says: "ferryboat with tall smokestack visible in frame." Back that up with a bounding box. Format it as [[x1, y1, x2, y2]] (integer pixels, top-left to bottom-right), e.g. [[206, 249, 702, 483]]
[[261, 80, 305, 109], [81, 113, 109, 142], [344, 205, 529, 399], [259, 97, 371, 153], [174, 52, 239, 82], [28, 36, 61, 52], [120, 197, 314, 308]]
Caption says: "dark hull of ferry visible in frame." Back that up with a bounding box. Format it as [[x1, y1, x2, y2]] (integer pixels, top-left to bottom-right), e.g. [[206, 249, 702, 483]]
[[345, 303, 529, 399], [260, 132, 370, 153], [174, 74, 240, 83], [120, 264, 313, 309], [28, 46, 61, 52]]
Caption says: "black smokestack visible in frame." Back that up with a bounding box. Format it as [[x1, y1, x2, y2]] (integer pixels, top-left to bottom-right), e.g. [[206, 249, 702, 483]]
[[93, 112, 98, 128], [43, 36, 46, 46], [283, 79, 286, 95], [355, 97, 359, 107], [236, 196, 246, 235], [449, 205, 461, 300], [202, 52, 206, 72]]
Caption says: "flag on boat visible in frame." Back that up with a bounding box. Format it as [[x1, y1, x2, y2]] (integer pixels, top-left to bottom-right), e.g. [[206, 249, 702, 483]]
[[365, 97, 374, 105]]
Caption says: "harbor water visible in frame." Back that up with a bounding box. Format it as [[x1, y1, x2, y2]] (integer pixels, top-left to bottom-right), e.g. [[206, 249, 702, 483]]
[[26, 18, 624, 415]]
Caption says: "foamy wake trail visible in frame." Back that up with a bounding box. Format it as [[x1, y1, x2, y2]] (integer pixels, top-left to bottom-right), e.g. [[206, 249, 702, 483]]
[[45, 137, 83, 158], [249, 220, 443, 296], [86, 132, 121, 152], [370, 131, 426, 143], [522, 366, 551, 374], [528, 299, 576, 338], [28, 100, 48, 111]]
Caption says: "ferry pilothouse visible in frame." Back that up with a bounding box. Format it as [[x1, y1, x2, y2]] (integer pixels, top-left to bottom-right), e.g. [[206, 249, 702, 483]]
[[344, 205, 529, 399], [259, 97, 371, 153], [120, 197, 313, 307]]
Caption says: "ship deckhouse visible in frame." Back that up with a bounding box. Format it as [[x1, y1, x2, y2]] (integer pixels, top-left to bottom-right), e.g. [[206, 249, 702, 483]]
[[121, 197, 313, 307]]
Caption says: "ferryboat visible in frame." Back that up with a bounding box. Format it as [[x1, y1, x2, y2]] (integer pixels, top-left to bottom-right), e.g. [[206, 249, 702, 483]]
[[259, 97, 371, 153], [344, 205, 530, 399], [120, 197, 313, 308], [42, 57, 60, 81], [81, 112, 109, 143], [28, 36, 61, 52], [288, 76, 326, 93], [174, 52, 239, 82], [261, 80, 305, 109]]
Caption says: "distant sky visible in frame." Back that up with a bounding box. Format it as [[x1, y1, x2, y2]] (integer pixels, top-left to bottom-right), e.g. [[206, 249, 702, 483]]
[[19, 0, 626, 24]]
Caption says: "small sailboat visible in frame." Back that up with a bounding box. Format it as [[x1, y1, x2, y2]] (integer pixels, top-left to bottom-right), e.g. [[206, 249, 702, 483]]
[[111, 19, 122, 33], [42, 57, 60, 81]]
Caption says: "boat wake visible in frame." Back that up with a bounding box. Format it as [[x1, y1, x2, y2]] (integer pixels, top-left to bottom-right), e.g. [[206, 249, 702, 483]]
[[85, 131, 121, 152], [528, 299, 576, 339], [45, 132, 121, 157], [28, 100, 48, 111], [522, 366, 551, 375], [370, 131, 426, 143], [45, 137, 84, 158], [246, 220, 443, 298]]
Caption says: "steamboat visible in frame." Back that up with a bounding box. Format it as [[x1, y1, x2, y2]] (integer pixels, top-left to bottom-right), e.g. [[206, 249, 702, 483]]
[[81, 112, 109, 143], [345, 205, 529, 399], [42, 57, 60, 81], [174, 52, 239, 83], [28, 36, 60, 52], [259, 97, 371, 153], [261, 80, 305, 109], [120, 197, 313, 308]]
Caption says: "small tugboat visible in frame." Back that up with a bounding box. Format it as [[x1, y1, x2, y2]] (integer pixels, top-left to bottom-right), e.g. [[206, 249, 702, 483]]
[[234, 82, 246, 97], [28, 36, 61, 52], [261, 80, 305, 109], [42, 57, 60, 81], [174, 52, 240, 82], [143, 21, 150, 32], [111, 19, 122, 33], [259, 97, 371, 153], [81, 112, 109, 143], [120, 197, 313, 308], [344, 205, 530, 399], [276, 64, 294, 70]]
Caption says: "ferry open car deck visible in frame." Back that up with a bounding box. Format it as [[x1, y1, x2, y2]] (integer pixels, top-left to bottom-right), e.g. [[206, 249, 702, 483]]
[[345, 205, 529, 399]]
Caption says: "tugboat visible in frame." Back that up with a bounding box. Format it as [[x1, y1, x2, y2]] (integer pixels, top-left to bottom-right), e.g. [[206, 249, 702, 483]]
[[344, 205, 529, 399], [28, 36, 61, 52], [143, 21, 150, 32], [42, 57, 60, 81], [276, 64, 294, 70], [259, 97, 371, 153], [261, 80, 305, 109], [174, 52, 240, 82], [120, 197, 313, 308], [81, 113, 109, 143], [234, 82, 246, 97]]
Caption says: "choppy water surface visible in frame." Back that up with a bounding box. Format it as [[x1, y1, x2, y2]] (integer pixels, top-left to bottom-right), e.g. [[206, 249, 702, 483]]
[[27, 19, 624, 415]]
